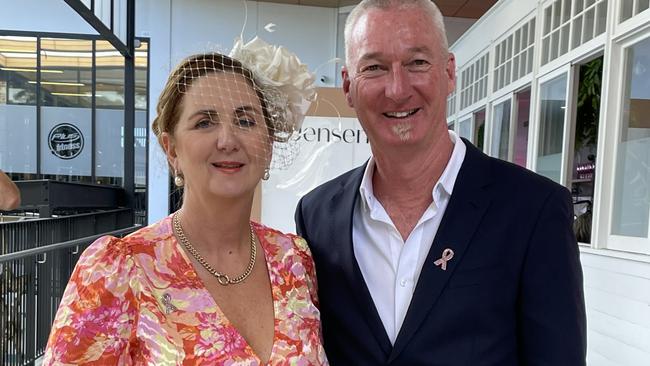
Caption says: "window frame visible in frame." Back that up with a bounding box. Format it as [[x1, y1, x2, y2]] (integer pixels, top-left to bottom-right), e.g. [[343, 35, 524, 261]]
[[530, 64, 575, 185], [488, 92, 515, 160], [597, 28, 650, 254]]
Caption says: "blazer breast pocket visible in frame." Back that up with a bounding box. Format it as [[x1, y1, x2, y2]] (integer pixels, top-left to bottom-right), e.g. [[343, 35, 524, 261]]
[[447, 265, 505, 289]]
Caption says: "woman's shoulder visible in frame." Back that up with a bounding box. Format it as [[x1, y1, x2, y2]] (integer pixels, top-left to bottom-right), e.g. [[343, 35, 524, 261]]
[[251, 221, 310, 254], [81, 215, 175, 264], [122, 215, 175, 248]]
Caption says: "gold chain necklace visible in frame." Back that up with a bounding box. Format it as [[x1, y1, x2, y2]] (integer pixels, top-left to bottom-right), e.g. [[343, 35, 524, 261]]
[[172, 213, 256, 286]]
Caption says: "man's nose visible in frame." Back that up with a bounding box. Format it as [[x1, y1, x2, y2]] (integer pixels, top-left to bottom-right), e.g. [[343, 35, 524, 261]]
[[385, 67, 411, 103]]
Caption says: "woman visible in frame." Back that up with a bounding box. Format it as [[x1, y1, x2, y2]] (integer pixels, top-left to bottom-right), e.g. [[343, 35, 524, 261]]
[[43, 40, 327, 365]]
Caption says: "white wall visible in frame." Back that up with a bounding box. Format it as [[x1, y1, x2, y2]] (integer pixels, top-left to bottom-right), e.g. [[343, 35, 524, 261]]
[[445, 17, 476, 46], [450, 0, 538, 68], [0, 0, 95, 34], [580, 251, 650, 365], [165, 0, 337, 86], [262, 116, 371, 233]]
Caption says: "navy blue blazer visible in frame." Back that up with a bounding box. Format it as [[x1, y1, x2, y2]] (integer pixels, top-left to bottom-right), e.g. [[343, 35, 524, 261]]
[[295, 140, 587, 366]]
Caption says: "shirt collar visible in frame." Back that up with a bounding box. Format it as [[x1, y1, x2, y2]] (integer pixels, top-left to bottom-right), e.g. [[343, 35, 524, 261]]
[[359, 130, 466, 211]]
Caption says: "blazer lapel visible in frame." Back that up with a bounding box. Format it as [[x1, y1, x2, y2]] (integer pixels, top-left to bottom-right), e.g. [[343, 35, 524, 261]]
[[388, 141, 493, 362], [331, 163, 393, 356]]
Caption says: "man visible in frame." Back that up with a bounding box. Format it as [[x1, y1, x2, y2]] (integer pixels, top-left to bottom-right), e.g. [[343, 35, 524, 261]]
[[0, 170, 20, 211], [294, 1, 587, 365]]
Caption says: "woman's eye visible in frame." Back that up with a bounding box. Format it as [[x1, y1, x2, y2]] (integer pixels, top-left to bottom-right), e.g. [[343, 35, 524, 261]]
[[195, 118, 213, 129], [236, 118, 257, 128]]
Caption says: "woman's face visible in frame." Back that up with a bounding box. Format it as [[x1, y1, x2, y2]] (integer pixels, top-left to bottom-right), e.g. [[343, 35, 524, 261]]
[[163, 72, 272, 201]]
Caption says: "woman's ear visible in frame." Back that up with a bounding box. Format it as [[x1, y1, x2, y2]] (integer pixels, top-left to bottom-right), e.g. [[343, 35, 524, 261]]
[[161, 132, 177, 170]]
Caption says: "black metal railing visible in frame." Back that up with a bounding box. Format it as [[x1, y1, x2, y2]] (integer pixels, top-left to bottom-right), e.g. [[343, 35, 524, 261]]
[[0, 209, 138, 365]]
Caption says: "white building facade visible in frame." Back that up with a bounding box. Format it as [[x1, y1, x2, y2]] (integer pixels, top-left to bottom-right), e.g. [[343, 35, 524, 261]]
[[449, 1, 650, 364]]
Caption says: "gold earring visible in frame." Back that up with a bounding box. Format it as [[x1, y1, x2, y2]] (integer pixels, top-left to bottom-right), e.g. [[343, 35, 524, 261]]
[[174, 170, 184, 187]]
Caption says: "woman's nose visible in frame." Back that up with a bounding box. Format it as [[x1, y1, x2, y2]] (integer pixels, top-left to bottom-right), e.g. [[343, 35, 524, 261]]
[[216, 124, 240, 152]]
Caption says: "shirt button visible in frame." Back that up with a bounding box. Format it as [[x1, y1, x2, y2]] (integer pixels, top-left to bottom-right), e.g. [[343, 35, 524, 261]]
[[400, 279, 408, 287]]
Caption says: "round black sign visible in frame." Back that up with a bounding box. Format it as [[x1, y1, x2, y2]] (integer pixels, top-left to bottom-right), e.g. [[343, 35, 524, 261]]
[[48, 123, 84, 160]]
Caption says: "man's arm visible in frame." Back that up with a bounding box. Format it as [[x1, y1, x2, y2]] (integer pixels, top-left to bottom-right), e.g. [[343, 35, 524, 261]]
[[0, 170, 20, 211], [519, 185, 587, 365], [294, 197, 308, 240]]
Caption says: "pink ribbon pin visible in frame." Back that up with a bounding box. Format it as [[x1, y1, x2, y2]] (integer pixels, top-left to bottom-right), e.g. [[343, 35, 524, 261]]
[[434, 248, 455, 271], [161, 293, 177, 314]]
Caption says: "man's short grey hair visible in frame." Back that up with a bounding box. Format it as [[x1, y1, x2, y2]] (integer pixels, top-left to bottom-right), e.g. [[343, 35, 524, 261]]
[[344, 0, 448, 67]]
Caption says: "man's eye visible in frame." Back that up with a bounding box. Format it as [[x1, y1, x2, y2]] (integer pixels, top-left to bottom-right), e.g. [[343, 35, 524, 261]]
[[413, 59, 429, 66], [362, 65, 382, 72]]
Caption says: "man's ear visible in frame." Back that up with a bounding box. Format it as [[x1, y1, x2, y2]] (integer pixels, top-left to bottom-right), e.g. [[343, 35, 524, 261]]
[[341, 66, 354, 108], [446, 52, 457, 94], [161, 132, 178, 171]]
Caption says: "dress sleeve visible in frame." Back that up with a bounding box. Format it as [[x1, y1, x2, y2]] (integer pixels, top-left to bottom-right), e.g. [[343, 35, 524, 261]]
[[42, 235, 140, 365], [293, 236, 319, 309]]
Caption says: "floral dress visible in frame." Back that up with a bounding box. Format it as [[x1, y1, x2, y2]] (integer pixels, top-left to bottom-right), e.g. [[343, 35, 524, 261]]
[[43, 216, 328, 365]]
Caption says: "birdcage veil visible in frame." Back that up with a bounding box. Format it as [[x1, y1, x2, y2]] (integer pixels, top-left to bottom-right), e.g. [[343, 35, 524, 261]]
[[152, 36, 316, 177], [229, 36, 317, 168]]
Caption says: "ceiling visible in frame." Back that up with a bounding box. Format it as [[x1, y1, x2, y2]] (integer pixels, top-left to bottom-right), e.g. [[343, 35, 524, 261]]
[[260, 0, 499, 19]]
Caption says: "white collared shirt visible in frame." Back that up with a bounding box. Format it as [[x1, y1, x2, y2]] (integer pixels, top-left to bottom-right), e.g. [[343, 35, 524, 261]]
[[352, 130, 466, 344]]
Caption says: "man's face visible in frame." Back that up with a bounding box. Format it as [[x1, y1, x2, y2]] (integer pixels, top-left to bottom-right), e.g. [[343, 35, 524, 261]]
[[343, 7, 456, 150]]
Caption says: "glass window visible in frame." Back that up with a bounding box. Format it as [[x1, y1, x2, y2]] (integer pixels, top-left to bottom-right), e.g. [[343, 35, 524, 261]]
[[491, 99, 512, 160], [0, 32, 150, 220], [612, 37, 650, 238], [40, 38, 93, 182], [620, 0, 649, 22], [573, 15, 584, 49], [572, 57, 603, 244], [460, 54, 488, 109], [458, 117, 472, 141], [596, 1, 607, 35], [95, 40, 125, 186], [583, 7, 596, 43], [544, 6, 553, 34], [537, 74, 568, 183], [514, 89, 531, 168], [494, 18, 536, 92], [474, 109, 486, 151], [542, 0, 607, 65], [134, 40, 149, 224], [553, 2, 562, 30], [562, 0, 572, 22], [621, 0, 634, 21], [641, 0, 650, 14], [551, 31, 560, 60], [447, 89, 456, 118], [560, 24, 570, 55], [542, 36, 550, 64], [0, 36, 38, 177]]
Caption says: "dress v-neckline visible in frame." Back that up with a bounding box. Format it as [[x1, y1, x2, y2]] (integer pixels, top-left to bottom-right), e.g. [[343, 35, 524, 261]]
[[171, 220, 279, 365]]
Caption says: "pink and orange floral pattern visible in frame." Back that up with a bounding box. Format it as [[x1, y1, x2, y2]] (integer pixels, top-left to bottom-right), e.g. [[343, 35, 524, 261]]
[[43, 215, 328, 365]]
